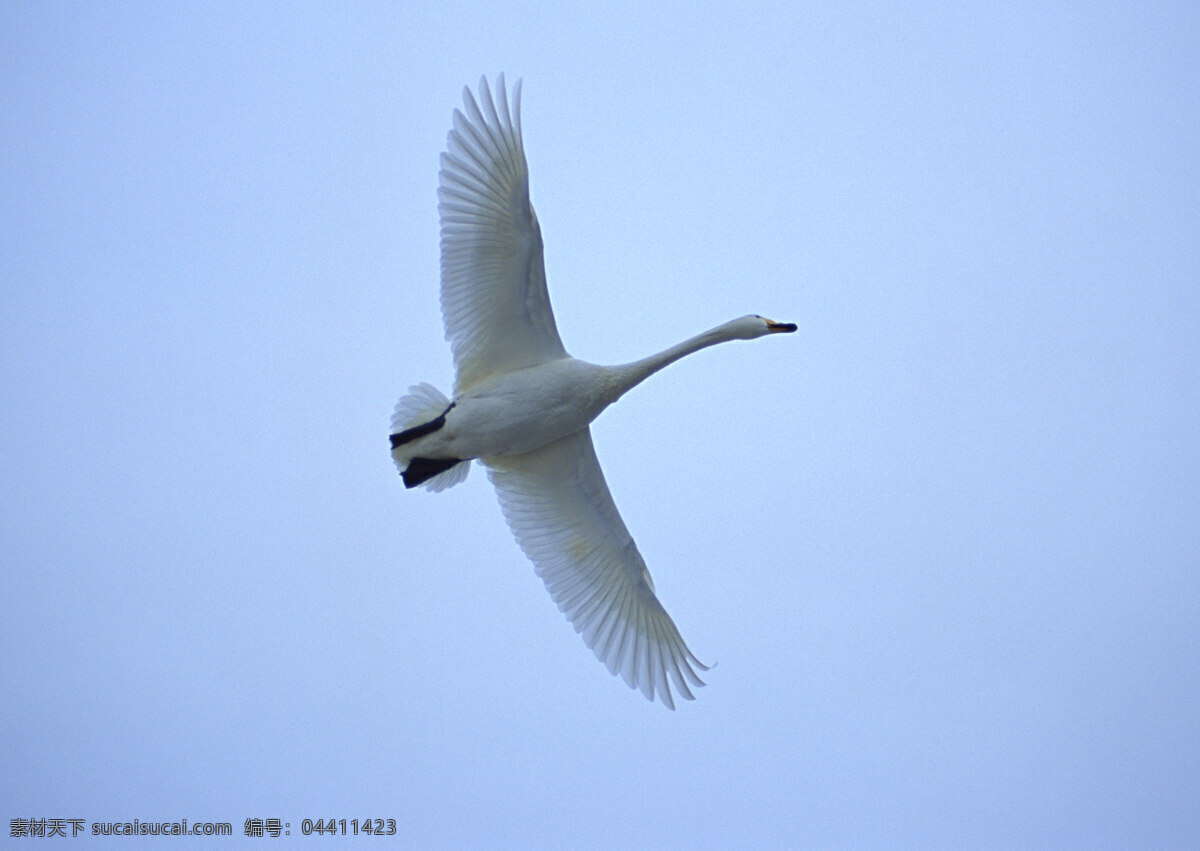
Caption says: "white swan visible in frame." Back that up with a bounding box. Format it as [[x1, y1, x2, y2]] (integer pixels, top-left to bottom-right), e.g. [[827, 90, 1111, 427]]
[[391, 76, 796, 708]]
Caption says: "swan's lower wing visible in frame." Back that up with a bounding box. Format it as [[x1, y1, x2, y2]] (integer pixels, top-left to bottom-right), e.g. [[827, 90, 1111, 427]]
[[485, 429, 707, 709]]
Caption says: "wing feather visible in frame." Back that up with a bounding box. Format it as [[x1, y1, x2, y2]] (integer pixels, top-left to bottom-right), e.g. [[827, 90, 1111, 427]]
[[439, 75, 567, 394], [485, 429, 707, 709]]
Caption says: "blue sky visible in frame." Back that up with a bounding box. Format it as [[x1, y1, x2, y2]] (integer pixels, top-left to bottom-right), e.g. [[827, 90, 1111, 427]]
[[3, 2, 1198, 846]]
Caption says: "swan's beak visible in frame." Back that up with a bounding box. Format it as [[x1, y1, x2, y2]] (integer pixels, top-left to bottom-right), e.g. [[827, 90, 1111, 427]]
[[766, 320, 798, 333]]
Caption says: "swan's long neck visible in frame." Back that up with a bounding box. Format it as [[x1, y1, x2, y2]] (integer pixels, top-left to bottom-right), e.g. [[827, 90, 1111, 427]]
[[607, 322, 742, 399]]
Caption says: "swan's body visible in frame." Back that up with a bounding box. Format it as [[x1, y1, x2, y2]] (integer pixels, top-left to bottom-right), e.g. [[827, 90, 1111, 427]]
[[396, 359, 612, 464], [391, 76, 795, 708]]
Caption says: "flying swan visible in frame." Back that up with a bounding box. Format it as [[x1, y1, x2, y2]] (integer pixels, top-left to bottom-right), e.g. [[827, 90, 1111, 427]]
[[391, 75, 796, 708]]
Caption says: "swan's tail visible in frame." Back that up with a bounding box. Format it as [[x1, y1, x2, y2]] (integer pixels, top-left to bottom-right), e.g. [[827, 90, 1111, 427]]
[[389, 383, 469, 492]]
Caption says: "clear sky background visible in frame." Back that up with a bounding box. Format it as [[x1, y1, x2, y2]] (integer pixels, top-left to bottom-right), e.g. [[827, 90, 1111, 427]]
[[3, 2, 1198, 847]]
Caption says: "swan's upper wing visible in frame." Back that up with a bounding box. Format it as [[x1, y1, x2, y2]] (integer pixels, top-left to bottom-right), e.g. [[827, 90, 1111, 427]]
[[485, 429, 708, 709], [439, 75, 567, 395]]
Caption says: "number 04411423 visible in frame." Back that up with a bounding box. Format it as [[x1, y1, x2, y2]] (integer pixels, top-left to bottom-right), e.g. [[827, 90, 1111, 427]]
[[299, 818, 397, 836]]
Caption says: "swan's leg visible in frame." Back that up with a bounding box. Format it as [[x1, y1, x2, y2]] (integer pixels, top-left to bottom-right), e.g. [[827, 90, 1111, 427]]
[[402, 456, 465, 488], [390, 402, 455, 448]]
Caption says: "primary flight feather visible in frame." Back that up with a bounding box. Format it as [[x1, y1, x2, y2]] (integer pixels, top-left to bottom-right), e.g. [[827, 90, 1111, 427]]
[[391, 75, 796, 708]]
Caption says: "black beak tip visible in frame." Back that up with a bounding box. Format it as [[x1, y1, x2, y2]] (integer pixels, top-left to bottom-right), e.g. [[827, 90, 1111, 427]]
[[771, 322, 798, 333]]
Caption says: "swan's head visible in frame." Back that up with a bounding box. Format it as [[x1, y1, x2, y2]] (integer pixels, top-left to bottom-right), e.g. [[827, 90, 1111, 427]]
[[726, 314, 798, 340]]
